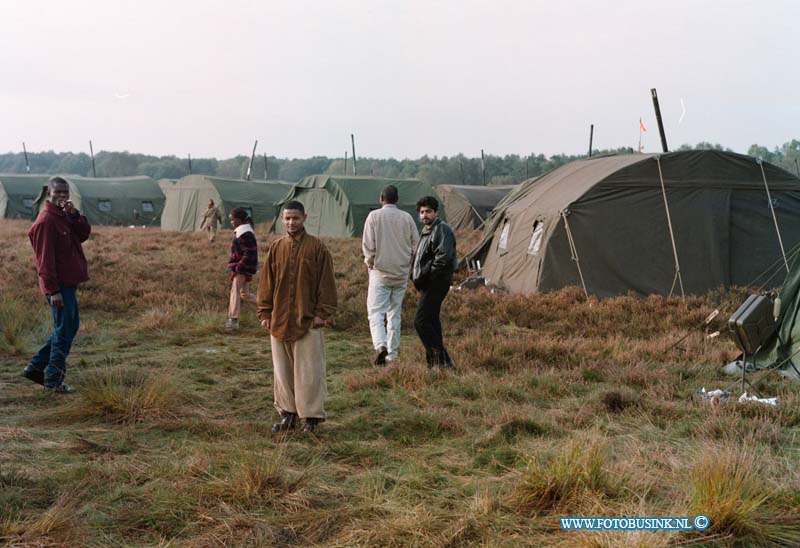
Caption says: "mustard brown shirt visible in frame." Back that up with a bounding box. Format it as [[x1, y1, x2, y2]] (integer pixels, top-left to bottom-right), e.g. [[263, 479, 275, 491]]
[[257, 230, 338, 342]]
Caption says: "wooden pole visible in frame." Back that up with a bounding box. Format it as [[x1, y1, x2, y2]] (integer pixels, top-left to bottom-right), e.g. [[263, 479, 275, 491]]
[[651, 88, 669, 153], [246, 139, 258, 181], [351, 134, 357, 175], [588, 124, 594, 158], [89, 140, 97, 177], [22, 142, 30, 173]]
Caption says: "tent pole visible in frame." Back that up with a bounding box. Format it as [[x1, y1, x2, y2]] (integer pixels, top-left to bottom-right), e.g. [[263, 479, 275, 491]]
[[89, 140, 97, 177], [759, 159, 789, 272], [351, 134, 357, 175], [246, 140, 258, 181], [655, 156, 685, 298], [561, 210, 589, 299], [22, 142, 31, 173], [588, 124, 594, 158]]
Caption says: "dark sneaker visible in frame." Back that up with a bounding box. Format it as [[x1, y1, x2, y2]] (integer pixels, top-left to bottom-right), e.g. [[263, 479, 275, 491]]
[[302, 418, 321, 434], [21, 365, 45, 386], [224, 319, 240, 330], [373, 346, 388, 366], [43, 383, 77, 394], [271, 413, 297, 433]]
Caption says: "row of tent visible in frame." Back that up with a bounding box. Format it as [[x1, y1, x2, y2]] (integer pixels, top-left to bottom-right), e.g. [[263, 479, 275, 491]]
[[7, 150, 799, 300], [2, 172, 510, 235]]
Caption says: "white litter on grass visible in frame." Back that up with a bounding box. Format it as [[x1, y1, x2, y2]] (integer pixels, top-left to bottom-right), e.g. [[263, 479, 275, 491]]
[[696, 387, 731, 400], [204, 349, 219, 354], [738, 392, 778, 406]]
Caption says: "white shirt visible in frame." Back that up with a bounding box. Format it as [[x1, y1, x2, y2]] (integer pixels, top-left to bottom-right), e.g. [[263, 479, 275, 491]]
[[362, 204, 420, 287]]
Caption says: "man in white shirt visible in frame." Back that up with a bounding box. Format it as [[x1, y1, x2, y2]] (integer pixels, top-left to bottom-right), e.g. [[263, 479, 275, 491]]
[[362, 185, 420, 366]]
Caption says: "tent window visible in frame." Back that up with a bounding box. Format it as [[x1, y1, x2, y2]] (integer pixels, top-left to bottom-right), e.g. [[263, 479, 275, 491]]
[[498, 220, 511, 252], [98, 200, 112, 212], [527, 221, 545, 256], [22, 197, 35, 210], [141, 201, 154, 213]]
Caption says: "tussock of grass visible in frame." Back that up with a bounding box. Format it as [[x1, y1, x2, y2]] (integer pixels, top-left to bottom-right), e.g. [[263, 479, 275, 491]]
[[510, 435, 620, 514], [68, 366, 185, 423], [4, 488, 85, 545], [0, 297, 47, 355], [685, 443, 800, 546], [600, 390, 641, 414]]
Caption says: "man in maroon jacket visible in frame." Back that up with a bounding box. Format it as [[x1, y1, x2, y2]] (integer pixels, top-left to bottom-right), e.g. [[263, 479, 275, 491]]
[[21, 177, 91, 394]]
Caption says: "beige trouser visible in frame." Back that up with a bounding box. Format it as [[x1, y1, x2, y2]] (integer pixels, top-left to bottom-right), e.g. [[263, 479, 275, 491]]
[[206, 225, 218, 242], [228, 274, 257, 319], [270, 328, 327, 419]]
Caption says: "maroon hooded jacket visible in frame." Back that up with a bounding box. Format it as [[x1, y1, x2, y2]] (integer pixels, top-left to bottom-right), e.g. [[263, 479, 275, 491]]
[[29, 201, 91, 295]]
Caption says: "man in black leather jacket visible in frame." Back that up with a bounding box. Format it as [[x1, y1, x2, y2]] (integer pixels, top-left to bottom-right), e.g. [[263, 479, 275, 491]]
[[411, 196, 457, 368]]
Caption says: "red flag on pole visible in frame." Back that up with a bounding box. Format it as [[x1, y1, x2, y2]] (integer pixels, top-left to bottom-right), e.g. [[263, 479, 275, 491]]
[[639, 117, 647, 132]]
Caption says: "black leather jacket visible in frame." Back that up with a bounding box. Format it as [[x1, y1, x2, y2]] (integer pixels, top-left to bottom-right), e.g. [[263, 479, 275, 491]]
[[412, 218, 457, 289]]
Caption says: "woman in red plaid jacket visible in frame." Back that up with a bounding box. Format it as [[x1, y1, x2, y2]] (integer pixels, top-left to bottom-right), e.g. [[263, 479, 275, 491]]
[[225, 208, 258, 329]]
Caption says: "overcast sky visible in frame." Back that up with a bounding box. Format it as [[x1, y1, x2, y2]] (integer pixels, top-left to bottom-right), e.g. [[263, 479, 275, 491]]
[[1, 0, 798, 159]]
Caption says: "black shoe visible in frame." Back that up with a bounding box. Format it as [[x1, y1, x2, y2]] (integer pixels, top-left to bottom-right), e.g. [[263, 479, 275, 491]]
[[373, 346, 388, 366], [21, 366, 45, 386], [43, 383, 77, 394], [271, 413, 297, 433], [302, 418, 321, 433]]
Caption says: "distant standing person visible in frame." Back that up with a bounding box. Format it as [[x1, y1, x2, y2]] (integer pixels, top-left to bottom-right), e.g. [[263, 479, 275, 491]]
[[200, 199, 223, 242], [225, 208, 258, 330], [257, 201, 338, 434], [362, 185, 419, 366], [21, 177, 91, 394], [411, 196, 457, 369]]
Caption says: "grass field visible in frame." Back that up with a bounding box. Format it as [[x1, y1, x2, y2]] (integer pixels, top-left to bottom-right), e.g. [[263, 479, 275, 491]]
[[1, 219, 799, 547]]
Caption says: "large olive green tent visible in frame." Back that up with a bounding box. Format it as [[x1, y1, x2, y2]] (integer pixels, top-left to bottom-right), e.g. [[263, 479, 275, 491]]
[[0, 174, 52, 219], [435, 184, 516, 231], [33, 175, 165, 225], [272, 175, 442, 237], [160, 175, 293, 231], [467, 150, 800, 297]]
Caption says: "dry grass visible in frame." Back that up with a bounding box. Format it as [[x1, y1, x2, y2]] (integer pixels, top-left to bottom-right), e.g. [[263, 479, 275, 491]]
[[1, 219, 799, 547]]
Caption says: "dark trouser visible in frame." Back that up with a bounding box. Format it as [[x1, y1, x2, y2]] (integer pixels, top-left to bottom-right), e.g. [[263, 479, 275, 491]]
[[414, 278, 453, 368], [28, 286, 80, 387]]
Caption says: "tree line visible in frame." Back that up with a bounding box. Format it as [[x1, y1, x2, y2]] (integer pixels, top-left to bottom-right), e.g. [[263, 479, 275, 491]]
[[1, 140, 798, 186]]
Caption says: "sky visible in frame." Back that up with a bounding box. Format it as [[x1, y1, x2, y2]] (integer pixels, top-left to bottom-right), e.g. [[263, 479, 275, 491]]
[[1, 0, 798, 159]]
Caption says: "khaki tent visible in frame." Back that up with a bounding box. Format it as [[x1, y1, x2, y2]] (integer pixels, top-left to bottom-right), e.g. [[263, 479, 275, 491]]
[[160, 175, 293, 231], [273, 175, 443, 237], [435, 184, 516, 231], [468, 150, 800, 297], [158, 179, 177, 192], [33, 175, 165, 226], [0, 174, 52, 219]]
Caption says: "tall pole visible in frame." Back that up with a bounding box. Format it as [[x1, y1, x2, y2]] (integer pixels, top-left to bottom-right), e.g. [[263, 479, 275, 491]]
[[344, 151, 348, 175], [89, 140, 97, 177], [351, 133, 357, 175], [188, 153, 193, 174], [246, 139, 258, 181], [481, 149, 486, 185], [22, 142, 31, 173], [650, 88, 669, 153], [588, 124, 594, 158]]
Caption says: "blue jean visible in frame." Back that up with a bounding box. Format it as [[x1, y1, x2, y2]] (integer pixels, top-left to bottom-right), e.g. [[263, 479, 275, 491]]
[[29, 286, 80, 387]]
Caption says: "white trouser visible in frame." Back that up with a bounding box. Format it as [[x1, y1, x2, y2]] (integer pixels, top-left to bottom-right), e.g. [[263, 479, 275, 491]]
[[367, 277, 407, 360]]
